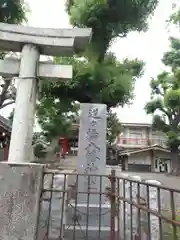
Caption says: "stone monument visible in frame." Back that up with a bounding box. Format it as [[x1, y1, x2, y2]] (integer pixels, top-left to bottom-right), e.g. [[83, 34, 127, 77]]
[[65, 103, 114, 239], [77, 103, 107, 204], [0, 22, 91, 163]]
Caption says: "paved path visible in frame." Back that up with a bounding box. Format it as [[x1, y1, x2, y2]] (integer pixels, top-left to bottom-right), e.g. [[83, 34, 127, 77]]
[[41, 156, 180, 239], [117, 171, 180, 190], [58, 156, 77, 169], [58, 156, 180, 190], [60, 157, 180, 211]]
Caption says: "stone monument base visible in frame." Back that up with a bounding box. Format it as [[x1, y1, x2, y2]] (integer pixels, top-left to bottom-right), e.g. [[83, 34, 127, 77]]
[[64, 202, 119, 240], [64, 226, 112, 240]]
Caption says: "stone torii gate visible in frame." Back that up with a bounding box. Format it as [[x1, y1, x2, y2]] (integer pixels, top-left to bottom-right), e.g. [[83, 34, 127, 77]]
[[0, 23, 91, 163]]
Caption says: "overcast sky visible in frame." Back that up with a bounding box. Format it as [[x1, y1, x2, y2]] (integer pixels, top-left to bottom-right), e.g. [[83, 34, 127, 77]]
[[1, 0, 179, 124]]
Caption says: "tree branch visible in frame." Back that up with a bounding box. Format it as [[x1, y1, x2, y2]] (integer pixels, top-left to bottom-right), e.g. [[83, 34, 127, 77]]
[[157, 89, 164, 96], [174, 108, 180, 127], [158, 106, 170, 119], [0, 100, 15, 109]]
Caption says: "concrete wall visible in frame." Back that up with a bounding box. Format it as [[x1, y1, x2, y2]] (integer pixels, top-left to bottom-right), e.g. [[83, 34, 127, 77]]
[[0, 163, 44, 240]]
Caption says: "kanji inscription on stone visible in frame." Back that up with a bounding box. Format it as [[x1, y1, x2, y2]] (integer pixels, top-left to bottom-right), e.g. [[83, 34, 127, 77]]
[[77, 103, 107, 204]]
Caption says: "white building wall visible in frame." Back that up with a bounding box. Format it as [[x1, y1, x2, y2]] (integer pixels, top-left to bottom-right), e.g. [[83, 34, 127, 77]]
[[117, 125, 168, 149], [128, 152, 151, 165], [123, 126, 148, 139], [150, 130, 168, 146], [123, 127, 129, 138], [118, 126, 149, 148], [155, 150, 171, 159], [127, 150, 171, 173]]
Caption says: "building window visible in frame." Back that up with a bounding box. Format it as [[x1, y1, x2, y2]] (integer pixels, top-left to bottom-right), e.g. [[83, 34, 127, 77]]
[[129, 130, 142, 139], [151, 131, 167, 146], [129, 130, 143, 144]]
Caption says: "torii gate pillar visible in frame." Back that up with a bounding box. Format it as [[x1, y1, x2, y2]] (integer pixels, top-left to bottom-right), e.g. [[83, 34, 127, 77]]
[[0, 23, 91, 163], [9, 44, 39, 162]]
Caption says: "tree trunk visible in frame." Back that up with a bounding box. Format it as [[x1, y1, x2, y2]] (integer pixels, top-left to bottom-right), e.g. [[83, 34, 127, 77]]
[[171, 146, 180, 175]]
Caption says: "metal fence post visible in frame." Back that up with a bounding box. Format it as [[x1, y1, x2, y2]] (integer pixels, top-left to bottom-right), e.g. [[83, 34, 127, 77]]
[[109, 169, 116, 240]]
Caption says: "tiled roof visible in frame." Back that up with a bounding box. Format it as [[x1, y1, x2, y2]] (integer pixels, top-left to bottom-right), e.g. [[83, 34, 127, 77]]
[[119, 144, 170, 156], [121, 122, 152, 127]]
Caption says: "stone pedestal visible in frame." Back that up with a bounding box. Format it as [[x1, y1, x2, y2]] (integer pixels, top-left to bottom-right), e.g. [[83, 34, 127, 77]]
[[0, 163, 44, 240], [66, 202, 111, 226], [65, 201, 115, 240]]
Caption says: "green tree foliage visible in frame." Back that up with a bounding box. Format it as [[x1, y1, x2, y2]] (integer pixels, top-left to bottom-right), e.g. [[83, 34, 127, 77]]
[[107, 110, 121, 145], [33, 143, 47, 160], [37, 96, 121, 144], [38, 0, 158, 140], [0, 1, 27, 109], [145, 70, 180, 173], [32, 132, 44, 145], [42, 55, 144, 109], [40, 0, 158, 105], [169, 4, 180, 26], [162, 37, 180, 71], [66, 0, 158, 60], [8, 109, 14, 124], [0, 0, 27, 24], [145, 6, 180, 174], [37, 98, 79, 141]]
